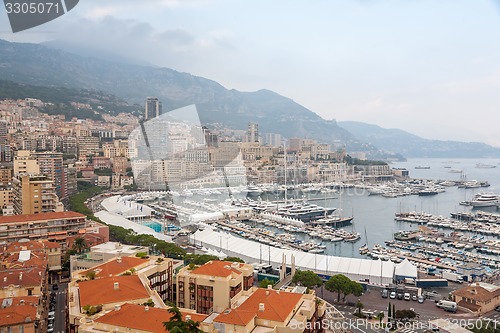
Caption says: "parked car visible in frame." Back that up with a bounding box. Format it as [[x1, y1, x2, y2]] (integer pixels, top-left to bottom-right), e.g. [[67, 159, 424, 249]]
[[418, 295, 424, 303], [397, 292, 404, 300], [412, 294, 418, 301], [404, 293, 411, 301], [381, 289, 388, 298], [390, 291, 396, 299], [495, 305, 500, 312], [52, 284, 58, 291]]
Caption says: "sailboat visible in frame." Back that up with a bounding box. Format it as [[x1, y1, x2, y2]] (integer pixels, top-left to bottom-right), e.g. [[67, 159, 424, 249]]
[[359, 227, 369, 254]]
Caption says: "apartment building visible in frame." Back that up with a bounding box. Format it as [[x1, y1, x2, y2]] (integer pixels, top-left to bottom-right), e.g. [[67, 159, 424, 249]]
[[73, 255, 175, 304], [12, 175, 61, 215], [0, 211, 87, 244], [176, 260, 254, 314]]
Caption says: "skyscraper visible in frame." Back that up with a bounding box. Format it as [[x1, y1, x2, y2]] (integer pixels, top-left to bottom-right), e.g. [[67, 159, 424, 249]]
[[246, 122, 259, 143], [144, 97, 162, 120]]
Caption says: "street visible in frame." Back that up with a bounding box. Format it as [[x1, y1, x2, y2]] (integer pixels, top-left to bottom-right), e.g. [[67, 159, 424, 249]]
[[51, 282, 68, 333]]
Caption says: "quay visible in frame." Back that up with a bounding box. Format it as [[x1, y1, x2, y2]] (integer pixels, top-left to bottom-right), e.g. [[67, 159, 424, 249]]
[[398, 255, 457, 271]]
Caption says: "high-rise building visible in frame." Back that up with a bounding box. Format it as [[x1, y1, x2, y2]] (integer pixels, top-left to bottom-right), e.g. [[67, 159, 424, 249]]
[[264, 133, 282, 147], [246, 122, 259, 143], [31, 151, 64, 200], [13, 150, 40, 175], [12, 175, 60, 215], [144, 97, 162, 120]]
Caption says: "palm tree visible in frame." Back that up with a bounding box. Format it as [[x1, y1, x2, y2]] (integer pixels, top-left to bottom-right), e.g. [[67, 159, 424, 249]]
[[356, 300, 364, 316], [73, 237, 88, 254]]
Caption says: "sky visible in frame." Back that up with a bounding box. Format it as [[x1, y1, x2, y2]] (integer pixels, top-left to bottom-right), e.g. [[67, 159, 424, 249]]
[[1, 0, 500, 146]]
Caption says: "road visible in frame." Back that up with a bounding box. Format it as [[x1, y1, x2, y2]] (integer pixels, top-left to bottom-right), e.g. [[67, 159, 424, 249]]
[[52, 282, 68, 333]]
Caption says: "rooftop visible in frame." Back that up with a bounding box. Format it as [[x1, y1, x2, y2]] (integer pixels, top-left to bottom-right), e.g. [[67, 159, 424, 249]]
[[453, 282, 500, 302], [94, 303, 208, 332], [80, 256, 146, 278], [0, 211, 85, 224], [190, 260, 244, 278], [78, 275, 150, 307], [215, 288, 303, 325], [0, 297, 37, 327], [0, 267, 45, 289]]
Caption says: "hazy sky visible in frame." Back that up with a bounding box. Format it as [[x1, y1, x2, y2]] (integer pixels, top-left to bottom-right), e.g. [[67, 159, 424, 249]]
[[2, 0, 500, 146]]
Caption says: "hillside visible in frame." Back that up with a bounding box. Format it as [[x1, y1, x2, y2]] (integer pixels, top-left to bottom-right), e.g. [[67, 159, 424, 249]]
[[338, 121, 500, 158], [0, 39, 369, 151]]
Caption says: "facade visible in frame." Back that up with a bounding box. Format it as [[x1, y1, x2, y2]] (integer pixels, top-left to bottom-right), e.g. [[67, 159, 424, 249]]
[[31, 151, 64, 200], [144, 97, 162, 120], [176, 260, 254, 314], [12, 175, 60, 215], [246, 122, 259, 143], [0, 211, 87, 244], [13, 151, 39, 175]]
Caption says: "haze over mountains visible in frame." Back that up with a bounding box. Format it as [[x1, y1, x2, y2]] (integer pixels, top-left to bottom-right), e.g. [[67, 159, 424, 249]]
[[0, 39, 498, 159]]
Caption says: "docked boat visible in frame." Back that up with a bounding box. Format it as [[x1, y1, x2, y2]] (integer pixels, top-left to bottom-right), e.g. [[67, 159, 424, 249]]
[[415, 166, 431, 169], [470, 193, 499, 208], [418, 188, 438, 196], [276, 203, 336, 222]]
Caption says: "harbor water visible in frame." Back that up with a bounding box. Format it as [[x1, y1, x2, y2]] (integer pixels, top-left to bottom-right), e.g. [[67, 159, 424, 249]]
[[257, 158, 500, 259]]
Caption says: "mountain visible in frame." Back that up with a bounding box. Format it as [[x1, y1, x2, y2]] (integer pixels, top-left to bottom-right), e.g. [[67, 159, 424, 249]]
[[0, 39, 374, 152], [338, 121, 500, 158]]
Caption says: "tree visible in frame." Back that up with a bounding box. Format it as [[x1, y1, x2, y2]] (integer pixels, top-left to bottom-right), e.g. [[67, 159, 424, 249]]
[[376, 311, 385, 324], [388, 302, 392, 318], [258, 278, 275, 288], [163, 305, 203, 333], [292, 270, 323, 289], [342, 280, 363, 302], [392, 304, 396, 319], [356, 300, 364, 316], [73, 237, 88, 254], [224, 257, 245, 263], [325, 274, 350, 302]]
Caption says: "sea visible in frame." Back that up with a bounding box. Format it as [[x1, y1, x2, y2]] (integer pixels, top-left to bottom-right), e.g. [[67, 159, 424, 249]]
[[257, 158, 500, 259]]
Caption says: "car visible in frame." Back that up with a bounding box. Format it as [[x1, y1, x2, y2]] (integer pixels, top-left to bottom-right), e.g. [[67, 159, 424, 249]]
[[47, 328, 54, 333], [397, 292, 404, 300], [495, 305, 500, 312], [404, 292, 411, 301], [381, 289, 388, 298], [418, 295, 424, 303], [52, 284, 58, 291], [390, 291, 396, 299], [412, 294, 418, 301], [48, 314, 55, 320]]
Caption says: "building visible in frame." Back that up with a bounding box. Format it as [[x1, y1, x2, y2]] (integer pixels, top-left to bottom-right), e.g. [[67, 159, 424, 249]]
[[212, 286, 324, 333], [73, 255, 175, 304], [0, 211, 87, 244], [176, 260, 254, 314], [78, 303, 209, 333], [70, 242, 148, 273], [103, 140, 129, 159], [77, 136, 100, 157], [246, 122, 259, 143], [0, 189, 12, 209], [61, 164, 78, 201], [452, 282, 500, 314], [111, 156, 128, 175], [13, 151, 39, 175], [0, 296, 39, 333], [31, 151, 64, 200], [0, 267, 46, 298], [0, 166, 12, 186], [264, 132, 282, 147], [144, 97, 162, 120], [92, 156, 111, 170], [12, 174, 61, 215]]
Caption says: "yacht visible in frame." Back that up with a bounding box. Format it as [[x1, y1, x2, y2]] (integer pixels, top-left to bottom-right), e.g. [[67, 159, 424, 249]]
[[476, 163, 496, 168], [470, 193, 499, 208]]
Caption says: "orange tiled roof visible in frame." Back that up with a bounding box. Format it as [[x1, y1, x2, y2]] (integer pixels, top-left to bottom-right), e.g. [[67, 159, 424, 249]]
[[80, 257, 146, 278], [0, 296, 39, 326], [457, 299, 481, 312], [190, 260, 243, 278], [94, 303, 208, 332], [0, 211, 85, 224], [453, 284, 500, 302], [78, 275, 150, 307], [0, 268, 45, 289], [215, 288, 303, 325]]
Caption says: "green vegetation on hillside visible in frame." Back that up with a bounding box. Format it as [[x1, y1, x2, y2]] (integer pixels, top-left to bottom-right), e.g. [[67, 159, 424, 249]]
[[0, 80, 141, 120]]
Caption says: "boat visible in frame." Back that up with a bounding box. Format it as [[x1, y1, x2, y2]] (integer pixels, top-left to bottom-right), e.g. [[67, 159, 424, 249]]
[[359, 244, 369, 255], [469, 193, 499, 208], [415, 166, 431, 169], [418, 188, 438, 196], [449, 169, 462, 173], [476, 163, 496, 169]]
